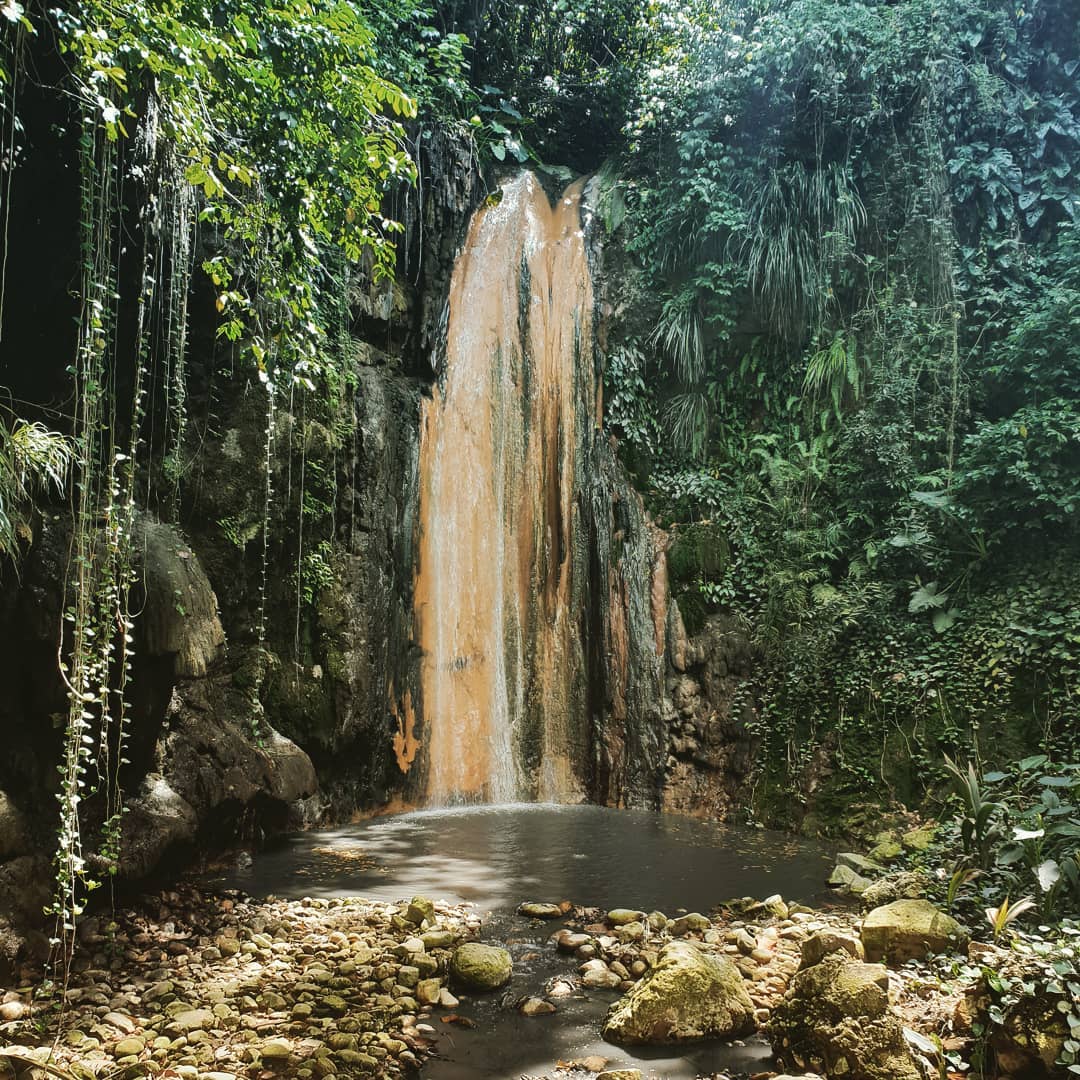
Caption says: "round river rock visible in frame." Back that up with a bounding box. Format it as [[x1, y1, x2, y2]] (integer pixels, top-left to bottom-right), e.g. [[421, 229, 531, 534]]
[[449, 942, 513, 990]]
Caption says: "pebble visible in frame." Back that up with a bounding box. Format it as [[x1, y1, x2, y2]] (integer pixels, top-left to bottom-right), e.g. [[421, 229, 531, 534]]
[[112, 1037, 147, 1057]]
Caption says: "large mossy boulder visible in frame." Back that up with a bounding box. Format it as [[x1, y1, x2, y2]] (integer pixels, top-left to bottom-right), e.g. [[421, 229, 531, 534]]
[[448, 943, 512, 990], [861, 899, 968, 963], [769, 952, 920, 1080], [603, 940, 754, 1045]]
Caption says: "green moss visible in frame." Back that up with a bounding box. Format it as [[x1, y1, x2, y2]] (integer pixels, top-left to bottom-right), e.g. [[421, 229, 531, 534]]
[[667, 522, 729, 586], [603, 941, 754, 1044], [676, 591, 708, 637]]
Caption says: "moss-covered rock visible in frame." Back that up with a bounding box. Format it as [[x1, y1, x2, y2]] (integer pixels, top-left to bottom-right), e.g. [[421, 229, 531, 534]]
[[602, 940, 754, 1044], [861, 899, 968, 963], [868, 833, 903, 863], [768, 953, 920, 1080], [901, 826, 936, 852], [405, 896, 435, 925], [859, 871, 929, 911], [448, 943, 512, 991]]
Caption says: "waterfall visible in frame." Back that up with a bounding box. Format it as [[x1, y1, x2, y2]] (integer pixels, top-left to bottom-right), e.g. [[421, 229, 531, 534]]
[[414, 174, 593, 804], [413, 172, 666, 808]]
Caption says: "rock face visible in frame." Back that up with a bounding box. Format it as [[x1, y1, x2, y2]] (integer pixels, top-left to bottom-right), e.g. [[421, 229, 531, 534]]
[[769, 952, 921, 1080], [860, 900, 968, 963], [448, 943, 513, 990], [0, 509, 317, 970], [0, 791, 29, 859], [658, 615, 760, 820], [603, 940, 755, 1044], [118, 687, 316, 879]]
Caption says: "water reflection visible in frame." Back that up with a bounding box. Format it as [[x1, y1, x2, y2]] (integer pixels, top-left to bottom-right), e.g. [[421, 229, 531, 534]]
[[208, 803, 832, 915]]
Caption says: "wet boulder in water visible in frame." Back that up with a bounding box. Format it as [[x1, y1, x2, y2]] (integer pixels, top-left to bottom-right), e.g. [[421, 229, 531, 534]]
[[603, 940, 754, 1044], [518, 902, 563, 919], [449, 943, 513, 991]]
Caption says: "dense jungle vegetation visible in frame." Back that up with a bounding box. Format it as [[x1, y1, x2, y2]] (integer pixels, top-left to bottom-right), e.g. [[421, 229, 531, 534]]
[[0, 0, 1078, 945]]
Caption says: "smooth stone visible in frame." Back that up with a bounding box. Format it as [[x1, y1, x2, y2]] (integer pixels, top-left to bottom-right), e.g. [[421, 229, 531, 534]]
[[449, 943, 512, 991], [518, 902, 563, 919], [827, 863, 873, 895], [520, 997, 556, 1016], [582, 967, 622, 990], [112, 1038, 146, 1057], [836, 852, 888, 875], [553, 931, 591, 952], [420, 930, 455, 949], [861, 900, 968, 963], [260, 1040, 292, 1059], [607, 909, 646, 926], [169, 1009, 215, 1033]]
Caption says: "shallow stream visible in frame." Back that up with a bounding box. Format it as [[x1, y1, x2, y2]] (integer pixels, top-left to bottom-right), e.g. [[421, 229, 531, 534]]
[[206, 804, 834, 1080]]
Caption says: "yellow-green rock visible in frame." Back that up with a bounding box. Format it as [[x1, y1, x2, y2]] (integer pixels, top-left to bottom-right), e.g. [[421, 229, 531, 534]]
[[448, 943, 513, 991], [602, 940, 754, 1044], [768, 952, 920, 1080], [901, 826, 936, 852], [861, 899, 968, 963]]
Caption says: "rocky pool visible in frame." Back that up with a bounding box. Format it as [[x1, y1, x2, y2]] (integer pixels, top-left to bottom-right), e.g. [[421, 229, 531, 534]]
[[205, 804, 834, 1079]]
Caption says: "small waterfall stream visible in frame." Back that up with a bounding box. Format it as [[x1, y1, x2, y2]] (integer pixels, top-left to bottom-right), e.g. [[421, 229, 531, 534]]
[[414, 174, 598, 805]]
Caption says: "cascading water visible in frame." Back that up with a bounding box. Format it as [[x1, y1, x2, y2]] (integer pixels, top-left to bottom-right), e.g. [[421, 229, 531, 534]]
[[414, 174, 590, 804], [413, 172, 667, 807]]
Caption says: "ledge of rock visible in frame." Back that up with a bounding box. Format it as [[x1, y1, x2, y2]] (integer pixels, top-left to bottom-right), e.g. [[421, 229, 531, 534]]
[[118, 678, 316, 879], [603, 940, 755, 1044]]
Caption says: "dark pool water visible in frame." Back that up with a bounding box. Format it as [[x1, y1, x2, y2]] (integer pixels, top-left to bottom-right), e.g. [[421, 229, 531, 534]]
[[205, 804, 834, 1080]]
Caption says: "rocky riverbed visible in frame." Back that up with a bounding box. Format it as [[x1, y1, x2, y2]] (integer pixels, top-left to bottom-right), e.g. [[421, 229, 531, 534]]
[[0, 878, 1062, 1080]]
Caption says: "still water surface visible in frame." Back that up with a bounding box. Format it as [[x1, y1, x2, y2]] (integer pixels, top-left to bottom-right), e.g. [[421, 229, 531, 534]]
[[208, 804, 834, 1080]]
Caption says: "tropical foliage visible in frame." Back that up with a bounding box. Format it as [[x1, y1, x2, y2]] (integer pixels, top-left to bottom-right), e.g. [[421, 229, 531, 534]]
[[599, 0, 1080, 819]]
